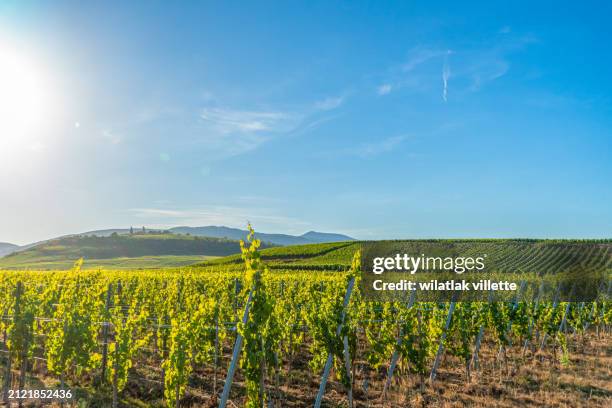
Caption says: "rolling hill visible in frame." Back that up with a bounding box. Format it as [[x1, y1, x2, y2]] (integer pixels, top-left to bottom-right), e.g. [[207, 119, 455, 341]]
[[8, 226, 354, 253], [0, 242, 19, 257], [0, 233, 270, 270], [0, 226, 355, 269]]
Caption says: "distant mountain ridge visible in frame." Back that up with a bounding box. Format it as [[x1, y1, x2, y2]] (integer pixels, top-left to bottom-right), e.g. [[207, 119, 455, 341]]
[[0, 242, 19, 257], [168, 226, 355, 246], [300, 231, 354, 243]]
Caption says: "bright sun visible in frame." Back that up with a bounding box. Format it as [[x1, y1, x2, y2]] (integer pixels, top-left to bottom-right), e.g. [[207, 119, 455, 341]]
[[0, 42, 52, 152]]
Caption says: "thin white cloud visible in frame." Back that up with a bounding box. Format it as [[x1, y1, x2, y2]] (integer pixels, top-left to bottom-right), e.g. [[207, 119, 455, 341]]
[[373, 47, 447, 96], [346, 135, 407, 158], [377, 84, 392, 95], [200, 108, 292, 133], [402, 48, 447, 72], [468, 59, 509, 91], [195, 107, 305, 157], [292, 114, 340, 136], [195, 97, 348, 158], [314, 96, 344, 111], [378, 35, 534, 100]]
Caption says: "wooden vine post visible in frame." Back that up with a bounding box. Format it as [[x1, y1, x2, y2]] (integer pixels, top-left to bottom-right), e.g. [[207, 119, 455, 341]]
[[218, 289, 253, 408], [471, 289, 494, 371], [498, 280, 526, 358], [314, 276, 356, 408], [100, 282, 113, 384], [429, 294, 457, 383], [382, 288, 417, 399], [213, 308, 219, 395], [539, 284, 562, 351], [522, 282, 544, 355], [16, 282, 27, 408], [3, 282, 22, 405]]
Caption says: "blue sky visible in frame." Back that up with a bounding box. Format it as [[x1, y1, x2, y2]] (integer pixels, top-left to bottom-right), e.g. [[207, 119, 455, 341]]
[[1, 1, 611, 245]]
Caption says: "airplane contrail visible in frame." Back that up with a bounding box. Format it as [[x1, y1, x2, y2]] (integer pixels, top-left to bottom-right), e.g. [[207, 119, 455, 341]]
[[442, 50, 451, 102]]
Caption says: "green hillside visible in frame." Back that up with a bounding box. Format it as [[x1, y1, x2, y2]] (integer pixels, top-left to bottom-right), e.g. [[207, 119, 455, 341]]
[[4, 237, 610, 272], [0, 233, 265, 269], [197, 238, 612, 273], [197, 241, 359, 270]]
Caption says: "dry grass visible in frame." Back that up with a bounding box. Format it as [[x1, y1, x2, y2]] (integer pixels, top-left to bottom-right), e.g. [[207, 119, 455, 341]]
[[343, 333, 611, 408], [7, 332, 610, 407]]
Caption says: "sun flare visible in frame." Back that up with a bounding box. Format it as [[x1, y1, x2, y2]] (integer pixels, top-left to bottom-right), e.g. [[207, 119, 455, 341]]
[[0, 41, 52, 152]]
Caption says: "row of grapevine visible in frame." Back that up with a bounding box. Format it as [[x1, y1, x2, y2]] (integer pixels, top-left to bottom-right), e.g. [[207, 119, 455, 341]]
[[0, 239, 610, 407]]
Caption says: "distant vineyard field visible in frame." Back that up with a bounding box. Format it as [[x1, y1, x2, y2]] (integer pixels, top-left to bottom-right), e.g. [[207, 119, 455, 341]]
[[200, 239, 612, 274], [0, 255, 218, 270]]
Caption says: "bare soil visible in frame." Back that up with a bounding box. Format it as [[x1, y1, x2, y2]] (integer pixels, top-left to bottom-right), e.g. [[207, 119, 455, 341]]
[[3, 333, 610, 407]]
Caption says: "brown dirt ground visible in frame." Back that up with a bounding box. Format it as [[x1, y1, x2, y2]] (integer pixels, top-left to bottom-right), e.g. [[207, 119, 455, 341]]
[[3, 332, 610, 407]]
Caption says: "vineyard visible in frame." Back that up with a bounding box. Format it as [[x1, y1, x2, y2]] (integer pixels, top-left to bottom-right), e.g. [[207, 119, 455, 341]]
[[0, 231, 610, 407]]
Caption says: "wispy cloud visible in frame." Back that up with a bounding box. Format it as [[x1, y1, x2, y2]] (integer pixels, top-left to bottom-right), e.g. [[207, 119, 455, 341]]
[[346, 135, 407, 158], [467, 59, 509, 91], [292, 114, 341, 136], [377, 34, 534, 101], [193, 92, 350, 157], [377, 84, 392, 95], [314, 95, 344, 111], [193, 106, 306, 157], [402, 48, 447, 72], [200, 108, 295, 133], [372, 47, 447, 97]]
